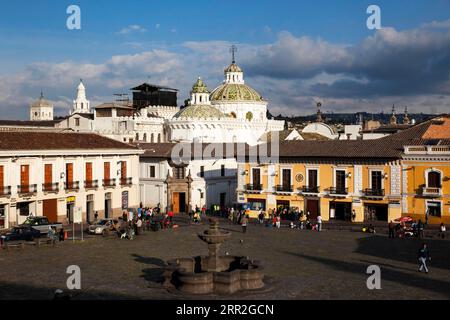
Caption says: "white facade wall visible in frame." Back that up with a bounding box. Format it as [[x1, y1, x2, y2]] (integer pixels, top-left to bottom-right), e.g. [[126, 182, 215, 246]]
[[0, 150, 141, 229]]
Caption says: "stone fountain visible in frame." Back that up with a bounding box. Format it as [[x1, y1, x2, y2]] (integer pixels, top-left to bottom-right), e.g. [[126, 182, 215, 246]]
[[165, 218, 264, 295]]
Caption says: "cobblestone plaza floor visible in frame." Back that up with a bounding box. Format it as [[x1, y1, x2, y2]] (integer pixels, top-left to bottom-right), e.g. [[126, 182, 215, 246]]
[[1, 217, 449, 300]]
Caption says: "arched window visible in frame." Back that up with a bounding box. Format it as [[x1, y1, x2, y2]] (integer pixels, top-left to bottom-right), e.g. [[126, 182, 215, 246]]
[[157, 134, 161, 143], [136, 133, 140, 141], [143, 133, 147, 142], [428, 171, 441, 188], [151, 133, 154, 143]]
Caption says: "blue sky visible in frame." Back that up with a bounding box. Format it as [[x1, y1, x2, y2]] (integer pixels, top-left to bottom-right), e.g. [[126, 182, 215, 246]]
[[0, 0, 450, 118]]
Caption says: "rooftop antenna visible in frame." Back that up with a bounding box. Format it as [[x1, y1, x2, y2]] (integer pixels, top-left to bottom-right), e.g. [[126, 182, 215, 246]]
[[113, 93, 130, 106], [230, 45, 237, 63]]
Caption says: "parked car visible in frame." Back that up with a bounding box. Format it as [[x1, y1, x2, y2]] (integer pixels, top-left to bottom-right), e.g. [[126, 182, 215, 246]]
[[89, 219, 118, 235], [3, 226, 42, 242], [20, 216, 63, 235]]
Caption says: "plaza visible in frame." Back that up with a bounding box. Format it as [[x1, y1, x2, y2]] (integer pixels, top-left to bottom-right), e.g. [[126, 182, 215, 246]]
[[0, 216, 449, 300]]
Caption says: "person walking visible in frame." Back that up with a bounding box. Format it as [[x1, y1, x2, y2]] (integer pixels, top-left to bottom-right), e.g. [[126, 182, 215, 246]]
[[241, 215, 248, 234], [47, 226, 56, 246], [388, 221, 395, 239], [418, 243, 431, 273], [317, 214, 323, 232]]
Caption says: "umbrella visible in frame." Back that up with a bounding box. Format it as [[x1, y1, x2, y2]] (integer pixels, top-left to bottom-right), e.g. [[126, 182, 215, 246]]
[[395, 217, 413, 223]]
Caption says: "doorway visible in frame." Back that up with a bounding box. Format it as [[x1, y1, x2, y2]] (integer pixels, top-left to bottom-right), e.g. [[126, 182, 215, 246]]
[[331, 202, 352, 221], [306, 199, 320, 219], [105, 193, 112, 218], [172, 192, 186, 214], [43, 199, 58, 222], [86, 195, 94, 223], [364, 204, 388, 221]]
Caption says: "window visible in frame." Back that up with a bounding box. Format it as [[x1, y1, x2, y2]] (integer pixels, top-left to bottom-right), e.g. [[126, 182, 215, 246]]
[[427, 171, 441, 188], [75, 118, 80, 126], [221, 165, 225, 177], [200, 166, 205, 178], [308, 169, 318, 188], [174, 167, 185, 179], [335, 170, 346, 191], [371, 171, 383, 191], [149, 166, 156, 178], [427, 201, 441, 217], [252, 168, 261, 188], [282, 169, 291, 190]]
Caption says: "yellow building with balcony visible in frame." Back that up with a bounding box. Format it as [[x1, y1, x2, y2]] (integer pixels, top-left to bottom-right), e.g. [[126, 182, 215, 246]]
[[237, 115, 450, 225]]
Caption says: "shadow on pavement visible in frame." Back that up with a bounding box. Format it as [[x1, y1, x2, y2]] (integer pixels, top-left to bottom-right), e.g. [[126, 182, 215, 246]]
[[284, 251, 450, 298]]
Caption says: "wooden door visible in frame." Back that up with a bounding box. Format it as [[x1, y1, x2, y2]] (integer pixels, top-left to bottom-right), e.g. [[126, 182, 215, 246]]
[[0, 165, 3, 193], [172, 193, 180, 213], [308, 170, 318, 189], [86, 162, 93, 187], [21, 165, 30, 193], [66, 163, 73, 186], [282, 169, 291, 190], [252, 168, 260, 188], [428, 171, 441, 188], [43, 199, 58, 222], [104, 162, 110, 181], [44, 164, 52, 190], [306, 199, 319, 219], [121, 161, 127, 179]]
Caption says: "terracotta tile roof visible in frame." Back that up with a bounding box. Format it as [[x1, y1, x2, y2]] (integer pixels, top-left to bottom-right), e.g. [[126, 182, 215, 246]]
[[0, 120, 58, 127], [0, 132, 137, 151]]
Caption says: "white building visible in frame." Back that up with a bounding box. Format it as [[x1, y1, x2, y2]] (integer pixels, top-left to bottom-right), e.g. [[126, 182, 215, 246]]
[[29, 92, 54, 121], [0, 131, 142, 229]]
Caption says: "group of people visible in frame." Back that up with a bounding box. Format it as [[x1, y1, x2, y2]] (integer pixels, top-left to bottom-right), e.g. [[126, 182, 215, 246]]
[[388, 219, 447, 239]]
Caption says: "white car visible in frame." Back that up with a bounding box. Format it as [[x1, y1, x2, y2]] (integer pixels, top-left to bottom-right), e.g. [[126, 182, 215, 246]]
[[88, 219, 118, 235]]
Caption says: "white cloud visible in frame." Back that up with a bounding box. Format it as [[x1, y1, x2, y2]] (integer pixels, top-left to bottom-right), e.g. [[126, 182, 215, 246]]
[[117, 25, 148, 35]]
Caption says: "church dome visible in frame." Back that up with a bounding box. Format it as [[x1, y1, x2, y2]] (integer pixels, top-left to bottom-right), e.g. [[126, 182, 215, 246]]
[[210, 83, 264, 102], [31, 93, 53, 108], [173, 105, 226, 119], [224, 62, 242, 73], [191, 78, 209, 94]]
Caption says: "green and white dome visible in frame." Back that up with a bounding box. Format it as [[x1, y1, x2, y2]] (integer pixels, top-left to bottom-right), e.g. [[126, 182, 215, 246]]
[[174, 105, 225, 119], [210, 62, 265, 103]]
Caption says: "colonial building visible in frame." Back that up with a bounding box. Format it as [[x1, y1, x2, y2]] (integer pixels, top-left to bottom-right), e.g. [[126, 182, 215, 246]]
[[139, 143, 242, 213], [237, 115, 450, 225], [0, 131, 142, 229]]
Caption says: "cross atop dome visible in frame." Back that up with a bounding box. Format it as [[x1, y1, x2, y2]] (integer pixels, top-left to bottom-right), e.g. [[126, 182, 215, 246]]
[[230, 45, 237, 64], [224, 45, 244, 84]]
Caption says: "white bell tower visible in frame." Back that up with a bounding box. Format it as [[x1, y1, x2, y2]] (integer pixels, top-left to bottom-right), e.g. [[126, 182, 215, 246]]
[[71, 79, 91, 115]]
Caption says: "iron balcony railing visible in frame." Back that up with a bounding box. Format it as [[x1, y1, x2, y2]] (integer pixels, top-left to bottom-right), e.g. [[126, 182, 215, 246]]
[[84, 180, 99, 189], [329, 187, 349, 195], [245, 184, 263, 191], [120, 177, 133, 186], [0, 186, 11, 197], [42, 183, 59, 193], [362, 188, 385, 197], [300, 186, 320, 194], [18, 184, 38, 194], [275, 185, 294, 192], [65, 181, 80, 191], [103, 179, 116, 187]]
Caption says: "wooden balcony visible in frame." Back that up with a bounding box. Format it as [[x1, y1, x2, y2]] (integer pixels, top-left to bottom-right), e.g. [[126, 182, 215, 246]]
[[245, 184, 263, 193]]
